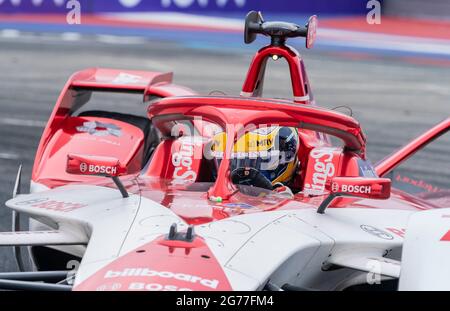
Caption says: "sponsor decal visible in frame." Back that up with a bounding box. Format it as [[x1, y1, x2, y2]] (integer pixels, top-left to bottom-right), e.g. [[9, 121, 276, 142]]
[[105, 268, 218, 289], [128, 282, 192, 291], [358, 159, 377, 177], [340, 184, 372, 194], [80, 162, 88, 173], [360, 225, 394, 240], [253, 126, 277, 135], [247, 138, 273, 149], [80, 163, 117, 175], [304, 148, 336, 195], [172, 140, 197, 182], [386, 227, 406, 238], [212, 150, 278, 160], [74, 237, 232, 291], [222, 202, 254, 209], [76, 121, 122, 137], [211, 127, 278, 158], [440, 230, 450, 242], [112, 72, 142, 84], [15, 198, 50, 206], [331, 182, 339, 192], [15, 198, 86, 212], [394, 173, 442, 193]]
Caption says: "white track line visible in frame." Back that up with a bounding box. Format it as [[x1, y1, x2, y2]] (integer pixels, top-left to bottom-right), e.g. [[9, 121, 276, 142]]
[[96, 34, 147, 44], [0, 29, 21, 38], [0, 118, 46, 127], [61, 32, 82, 41], [0, 153, 20, 160]]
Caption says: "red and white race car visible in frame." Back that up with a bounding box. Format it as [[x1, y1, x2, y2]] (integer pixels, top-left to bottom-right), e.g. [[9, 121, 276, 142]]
[[1, 12, 449, 291]]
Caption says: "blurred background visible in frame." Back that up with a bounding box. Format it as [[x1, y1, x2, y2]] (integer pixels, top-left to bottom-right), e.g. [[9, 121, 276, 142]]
[[0, 0, 449, 271]]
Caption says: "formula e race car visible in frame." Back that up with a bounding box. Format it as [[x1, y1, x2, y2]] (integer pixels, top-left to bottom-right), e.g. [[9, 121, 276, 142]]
[[1, 12, 449, 291]]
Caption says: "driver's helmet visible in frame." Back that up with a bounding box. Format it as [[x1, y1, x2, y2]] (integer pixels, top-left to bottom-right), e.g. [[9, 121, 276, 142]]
[[211, 126, 299, 188]]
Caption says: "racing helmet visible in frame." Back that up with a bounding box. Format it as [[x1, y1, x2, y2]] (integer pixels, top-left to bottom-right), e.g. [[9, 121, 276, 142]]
[[211, 126, 299, 189]]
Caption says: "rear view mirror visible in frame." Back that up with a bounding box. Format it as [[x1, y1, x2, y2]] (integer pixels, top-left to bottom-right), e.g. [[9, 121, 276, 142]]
[[306, 15, 318, 49], [329, 177, 391, 199], [66, 154, 129, 198], [66, 154, 127, 177], [244, 11, 264, 44], [318, 177, 391, 214]]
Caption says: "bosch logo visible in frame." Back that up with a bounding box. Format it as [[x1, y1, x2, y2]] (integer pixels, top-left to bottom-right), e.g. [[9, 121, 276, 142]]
[[87, 165, 117, 175], [80, 162, 88, 173], [341, 184, 372, 194], [331, 182, 339, 192], [128, 283, 192, 291]]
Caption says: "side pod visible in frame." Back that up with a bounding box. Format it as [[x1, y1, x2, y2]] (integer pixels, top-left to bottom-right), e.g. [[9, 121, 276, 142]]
[[399, 207, 450, 290]]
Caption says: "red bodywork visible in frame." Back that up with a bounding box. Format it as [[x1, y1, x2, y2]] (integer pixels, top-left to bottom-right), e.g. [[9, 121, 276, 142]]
[[32, 68, 196, 187], [32, 39, 445, 223], [328, 177, 391, 200], [376, 117, 450, 177], [241, 45, 311, 102], [66, 154, 127, 177], [74, 235, 232, 291], [24, 14, 449, 293]]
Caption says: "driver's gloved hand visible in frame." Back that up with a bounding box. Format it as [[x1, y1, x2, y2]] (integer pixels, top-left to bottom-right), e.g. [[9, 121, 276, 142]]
[[273, 182, 294, 198]]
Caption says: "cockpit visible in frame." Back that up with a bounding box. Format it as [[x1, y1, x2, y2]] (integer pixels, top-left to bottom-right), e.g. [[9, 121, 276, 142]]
[[143, 96, 369, 201]]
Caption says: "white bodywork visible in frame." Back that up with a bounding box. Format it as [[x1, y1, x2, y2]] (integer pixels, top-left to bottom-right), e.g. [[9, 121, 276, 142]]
[[4, 179, 449, 291]]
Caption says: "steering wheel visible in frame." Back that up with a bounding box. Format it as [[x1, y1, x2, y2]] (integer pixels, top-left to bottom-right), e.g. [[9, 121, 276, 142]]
[[230, 167, 273, 190]]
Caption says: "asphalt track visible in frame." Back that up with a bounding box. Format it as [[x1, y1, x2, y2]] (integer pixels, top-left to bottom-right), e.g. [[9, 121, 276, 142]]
[[0, 31, 449, 272]]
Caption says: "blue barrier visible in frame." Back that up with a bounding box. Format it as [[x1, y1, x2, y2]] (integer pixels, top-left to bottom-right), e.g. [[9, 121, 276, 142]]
[[0, 0, 367, 15]]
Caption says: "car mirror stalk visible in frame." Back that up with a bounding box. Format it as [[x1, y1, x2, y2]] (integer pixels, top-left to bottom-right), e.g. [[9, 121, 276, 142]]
[[317, 177, 391, 214], [66, 154, 129, 198]]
